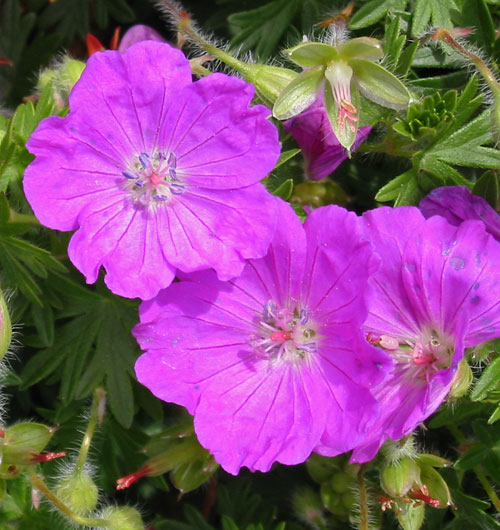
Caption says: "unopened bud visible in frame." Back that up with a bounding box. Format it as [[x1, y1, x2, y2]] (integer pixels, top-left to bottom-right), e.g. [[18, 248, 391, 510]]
[[293, 487, 326, 526], [450, 358, 473, 398], [55, 470, 98, 516], [244, 64, 298, 108], [57, 58, 85, 95], [290, 180, 348, 207], [381, 458, 419, 498], [102, 506, 143, 530], [0, 288, 11, 362], [305, 453, 339, 483], [2, 423, 54, 465]]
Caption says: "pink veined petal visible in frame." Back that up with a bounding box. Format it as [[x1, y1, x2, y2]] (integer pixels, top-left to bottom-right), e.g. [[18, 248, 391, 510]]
[[157, 184, 279, 281], [69, 41, 192, 154], [402, 216, 500, 340], [159, 73, 280, 190], [194, 359, 329, 474], [24, 116, 125, 231], [361, 207, 426, 339]]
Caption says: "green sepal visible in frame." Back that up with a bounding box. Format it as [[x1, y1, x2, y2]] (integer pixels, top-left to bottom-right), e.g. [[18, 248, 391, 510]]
[[339, 37, 384, 61], [396, 503, 425, 530], [244, 64, 298, 107], [2, 423, 53, 465], [284, 41, 338, 67], [415, 453, 453, 468], [381, 458, 420, 497], [418, 465, 453, 508], [324, 78, 360, 152], [273, 67, 323, 120], [350, 58, 411, 109], [271, 179, 293, 200]]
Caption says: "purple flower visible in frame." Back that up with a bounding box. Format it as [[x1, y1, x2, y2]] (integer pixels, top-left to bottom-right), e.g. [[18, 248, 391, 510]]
[[283, 98, 371, 181], [420, 185, 500, 241], [134, 201, 390, 474], [23, 42, 280, 300], [118, 25, 166, 52], [350, 206, 500, 462]]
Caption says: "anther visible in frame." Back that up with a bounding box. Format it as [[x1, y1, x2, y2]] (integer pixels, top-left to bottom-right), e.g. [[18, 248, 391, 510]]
[[168, 152, 177, 168], [122, 170, 137, 180], [139, 153, 150, 169]]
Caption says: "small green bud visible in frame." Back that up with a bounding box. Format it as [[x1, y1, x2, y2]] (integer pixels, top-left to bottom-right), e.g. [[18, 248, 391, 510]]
[[305, 453, 339, 483], [396, 503, 425, 530], [244, 64, 298, 108], [55, 470, 98, 516], [381, 458, 419, 498], [330, 472, 351, 494], [57, 58, 85, 95], [2, 423, 54, 465], [102, 506, 144, 530], [292, 487, 326, 527], [320, 483, 347, 516], [449, 358, 473, 399], [36, 68, 58, 93], [290, 180, 348, 207], [0, 288, 11, 362]]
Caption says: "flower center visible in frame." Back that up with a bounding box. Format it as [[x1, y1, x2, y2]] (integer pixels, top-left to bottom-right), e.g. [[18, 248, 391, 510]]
[[249, 300, 319, 365], [122, 151, 184, 208], [368, 330, 454, 383]]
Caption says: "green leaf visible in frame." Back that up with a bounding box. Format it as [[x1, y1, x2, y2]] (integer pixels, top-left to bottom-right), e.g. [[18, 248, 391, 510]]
[[375, 168, 417, 202], [396, 40, 419, 76], [284, 42, 338, 67], [461, 0, 495, 54], [473, 170, 499, 209], [228, 0, 301, 60], [273, 68, 323, 120], [383, 16, 405, 67], [350, 58, 411, 109], [488, 403, 500, 424], [471, 357, 500, 401], [271, 179, 294, 200], [411, 0, 432, 37], [274, 148, 301, 168], [221, 516, 240, 530], [349, 0, 407, 29]]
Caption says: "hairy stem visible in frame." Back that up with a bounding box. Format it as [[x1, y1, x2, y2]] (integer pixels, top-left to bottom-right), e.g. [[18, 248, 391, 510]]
[[357, 464, 369, 530]]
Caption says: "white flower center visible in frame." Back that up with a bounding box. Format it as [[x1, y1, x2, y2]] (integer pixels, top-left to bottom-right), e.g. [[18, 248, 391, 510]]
[[249, 300, 319, 365], [122, 151, 185, 208]]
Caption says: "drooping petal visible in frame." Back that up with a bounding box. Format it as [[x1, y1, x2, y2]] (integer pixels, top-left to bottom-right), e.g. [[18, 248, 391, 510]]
[[118, 25, 166, 52], [420, 186, 500, 241], [284, 98, 371, 180]]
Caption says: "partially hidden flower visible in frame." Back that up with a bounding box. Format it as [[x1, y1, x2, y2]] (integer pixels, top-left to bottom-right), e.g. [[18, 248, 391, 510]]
[[284, 97, 371, 180], [420, 186, 500, 241], [134, 200, 390, 474], [118, 25, 166, 52], [273, 35, 411, 151], [350, 206, 500, 462], [23, 41, 280, 300]]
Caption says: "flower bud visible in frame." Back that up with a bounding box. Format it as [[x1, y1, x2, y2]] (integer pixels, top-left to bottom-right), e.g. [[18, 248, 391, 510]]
[[330, 471, 352, 494], [290, 180, 348, 208], [380, 458, 419, 498], [102, 506, 144, 530], [320, 483, 347, 516], [292, 487, 326, 527], [55, 470, 98, 516], [2, 423, 54, 465], [57, 58, 85, 96], [305, 453, 339, 483], [0, 288, 11, 363], [449, 358, 473, 399]]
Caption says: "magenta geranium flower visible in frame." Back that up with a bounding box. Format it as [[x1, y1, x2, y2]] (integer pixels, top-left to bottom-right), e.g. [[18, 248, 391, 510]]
[[23, 41, 280, 300], [350, 206, 500, 462], [134, 201, 390, 474], [284, 98, 371, 181], [420, 185, 500, 241]]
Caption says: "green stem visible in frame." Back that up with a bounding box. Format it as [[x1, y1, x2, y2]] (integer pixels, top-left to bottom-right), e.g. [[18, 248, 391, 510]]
[[474, 466, 500, 513], [357, 464, 369, 530], [28, 468, 108, 527], [75, 387, 106, 475], [8, 210, 39, 225]]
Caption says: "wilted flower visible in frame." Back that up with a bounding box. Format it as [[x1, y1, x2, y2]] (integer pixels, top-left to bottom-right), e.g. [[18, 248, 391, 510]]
[[134, 201, 390, 474], [273, 35, 411, 151], [420, 186, 500, 240], [350, 206, 500, 462], [284, 97, 371, 180], [23, 42, 280, 300]]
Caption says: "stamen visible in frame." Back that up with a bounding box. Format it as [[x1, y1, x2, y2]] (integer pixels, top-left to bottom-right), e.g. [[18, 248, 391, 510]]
[[139, 153, 150, 169], [169, 168, 177, 180], [122, 170, 137, 180], [299, 309, 309, 325], [168, 152, 177, 168]]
